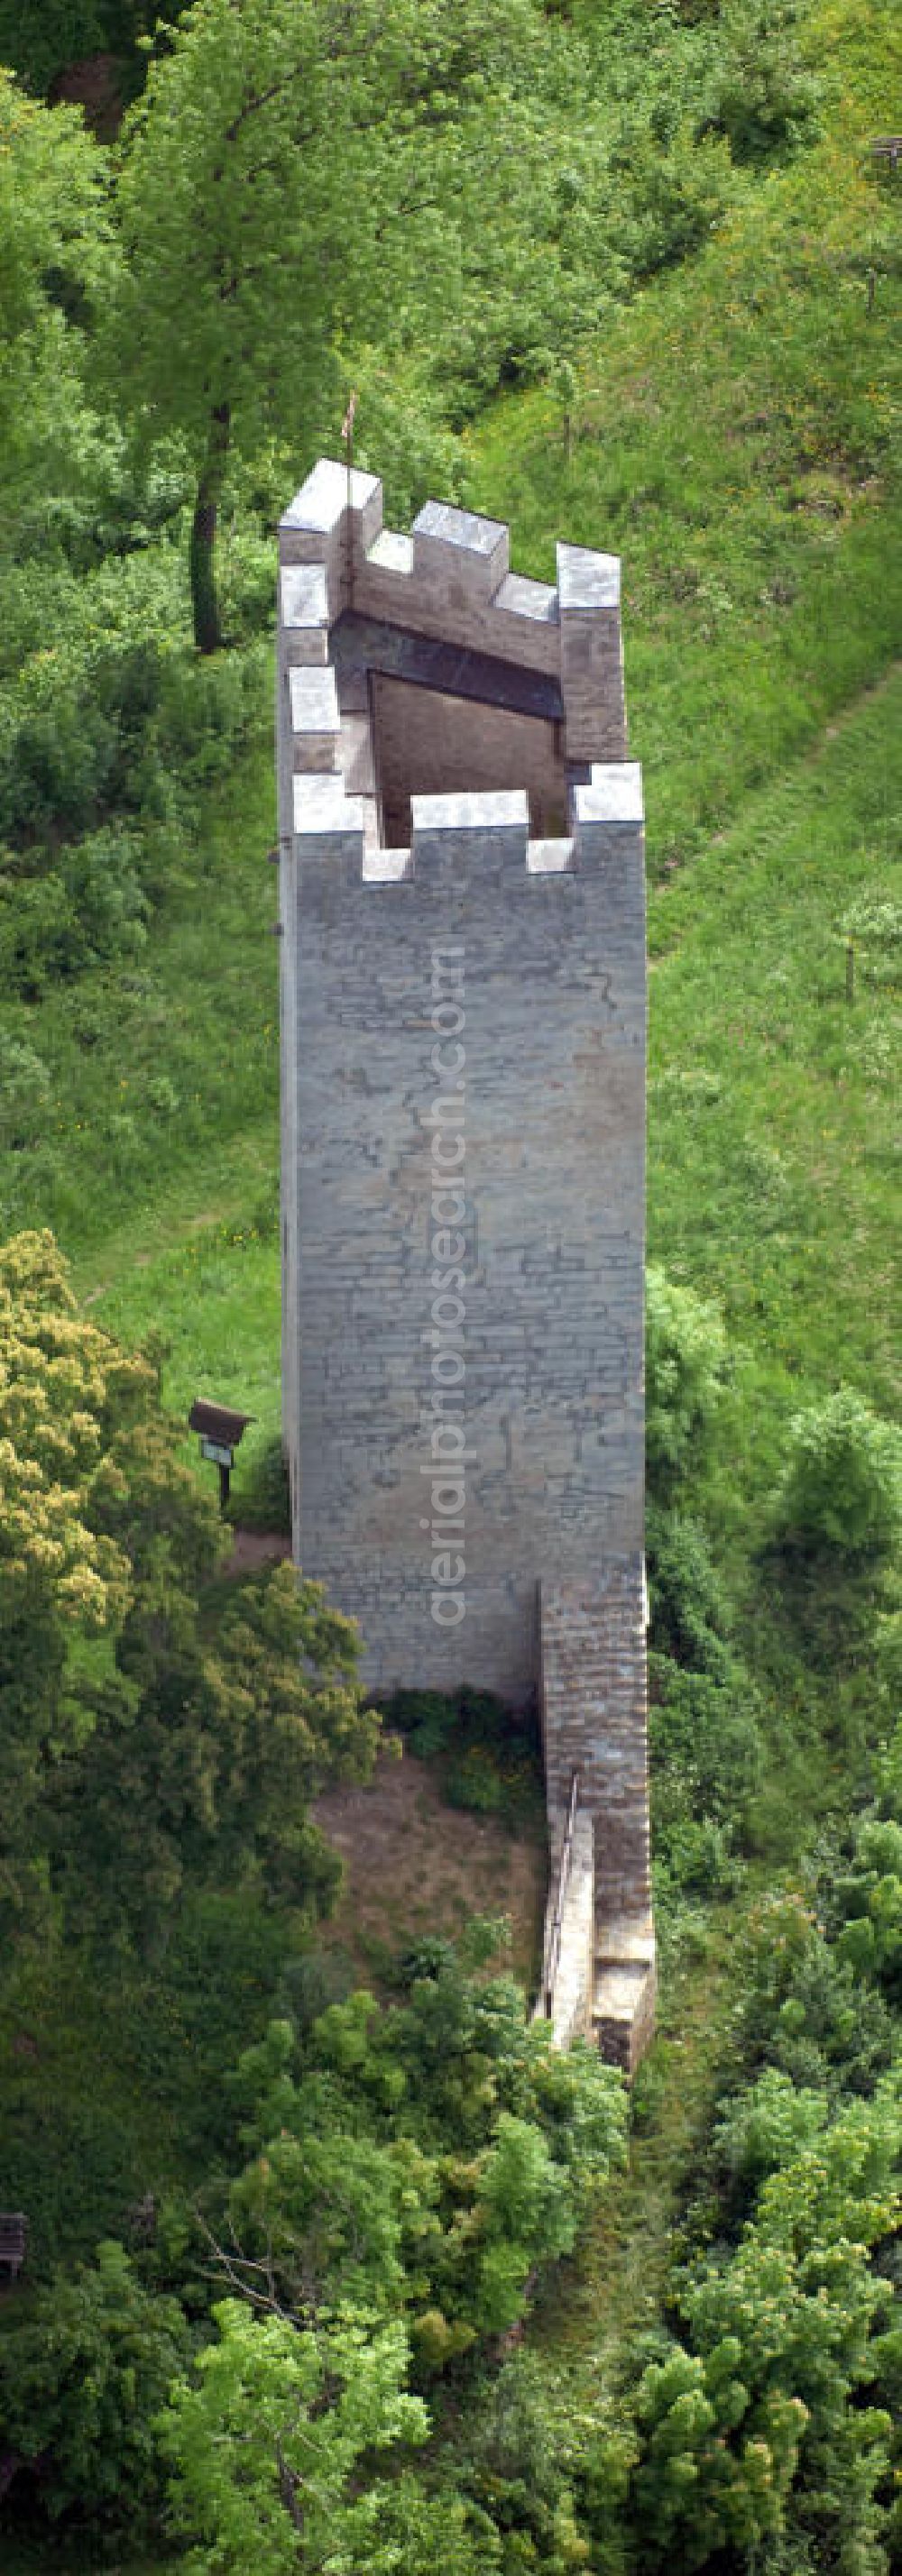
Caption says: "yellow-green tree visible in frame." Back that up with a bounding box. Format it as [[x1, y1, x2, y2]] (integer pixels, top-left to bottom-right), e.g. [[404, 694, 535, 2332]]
[[0, 1229, 378, 1948], [0, 1230, 144, 1928]]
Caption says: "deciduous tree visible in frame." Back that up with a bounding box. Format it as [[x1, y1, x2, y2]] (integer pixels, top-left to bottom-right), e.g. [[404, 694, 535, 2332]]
[[0, 1228, 377, 1948], [0, 72, 110, 538], [0, 2239, 189, 2530], [0, 1230, 143, 1928], [113, 0, 551, 649], [161, 2302, 432, 2573]]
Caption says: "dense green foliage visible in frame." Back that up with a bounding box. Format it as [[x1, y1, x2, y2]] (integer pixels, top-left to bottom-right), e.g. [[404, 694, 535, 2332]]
[[379, 1683, 544, 1816], [0, 1230, 376, 1953], [221, 1940, 627, 2332], [0, 2241, 191, 2529], [770, 1388, 902, 1569], [0, 0, 899, 2564]]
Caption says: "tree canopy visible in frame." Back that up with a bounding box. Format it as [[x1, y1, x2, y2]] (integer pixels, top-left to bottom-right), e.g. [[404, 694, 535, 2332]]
[[0, 69, 109, 535], [112, 0, 559, 646], [0, 1228, 378, 1948]]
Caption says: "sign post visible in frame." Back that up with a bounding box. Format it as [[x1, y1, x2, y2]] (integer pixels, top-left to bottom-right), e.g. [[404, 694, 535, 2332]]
[[188, 1401, 255, 1514]]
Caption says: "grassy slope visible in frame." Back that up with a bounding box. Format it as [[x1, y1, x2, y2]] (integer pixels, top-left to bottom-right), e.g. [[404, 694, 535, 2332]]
[[7, 0, 892, 1481], [90, 33, 901, 1494], [467, 0, 902, 2418], [0, 7, 899, 2560], [649, 669, 899, 1444], [471, 0, 901, 878], [8, 733, 287, 1502]]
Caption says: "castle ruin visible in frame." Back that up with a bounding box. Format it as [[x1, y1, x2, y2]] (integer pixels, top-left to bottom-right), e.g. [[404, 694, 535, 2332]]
[[275, 459, 655, 2069]]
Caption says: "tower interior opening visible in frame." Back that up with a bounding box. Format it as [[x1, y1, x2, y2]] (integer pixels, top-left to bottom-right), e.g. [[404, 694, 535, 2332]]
[[370, 670, 568, 846], [330, 612, 570, 851]]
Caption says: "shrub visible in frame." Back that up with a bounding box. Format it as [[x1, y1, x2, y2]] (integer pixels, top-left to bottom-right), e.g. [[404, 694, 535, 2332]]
[[0, 873, 72, 999], [649, 1657, 763, 1824], [647, 1506, 734, 1673], [710, 2066, 828, 2213], [733, 1893, 895, 2103], [146, 1074, 179, 1117], [354, 350, 472, 528], [0, 633, 168, 850], [654, 1814, 741, 1896], [379, 1684, 524, 1765], [697, 0, 823, 164], [834, 1816, 902, 2003], [0, 829, 149, 1000], [770, 1389, 902, 1569], [0, 2240, 189, 2531], [839, 890, 902, 988], [610, 123, 734, 279], [382, 1689, 459, 1759], [647, 1504, 762, 1884], [462, 2350, 591, 2563], [146, 637, 270, 786], [876, 1708, 902, 1813], [0, 2087, 149, 2278], [66, 826, 149, 958], [0, 698, 119, 841], [0, 1033, 51, 1149], [446, 1745, 506, 1814], [646, 1265, 728, 1502], [231, 1433, 291, 1535]]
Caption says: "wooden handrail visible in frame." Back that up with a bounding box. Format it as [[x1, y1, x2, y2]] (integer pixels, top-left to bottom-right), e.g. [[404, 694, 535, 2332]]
[[542, 1769, 580, 2017]]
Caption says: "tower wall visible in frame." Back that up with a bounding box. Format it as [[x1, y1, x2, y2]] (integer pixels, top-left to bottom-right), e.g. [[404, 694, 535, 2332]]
[[281, 821, 645, 1697], [277, 463, 643, 1703]]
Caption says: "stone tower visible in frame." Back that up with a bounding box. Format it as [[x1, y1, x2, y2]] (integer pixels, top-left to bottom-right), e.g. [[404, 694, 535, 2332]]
[[276, 460, 655, 2067]]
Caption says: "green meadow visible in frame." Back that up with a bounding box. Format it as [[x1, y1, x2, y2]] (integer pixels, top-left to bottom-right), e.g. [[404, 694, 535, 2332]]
[[0, 0, 899, 2561]]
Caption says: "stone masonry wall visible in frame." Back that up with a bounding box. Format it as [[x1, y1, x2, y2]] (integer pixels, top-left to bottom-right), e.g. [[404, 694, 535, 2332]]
[[277, 530, 645, 1694], [277, 460, 653, 2062], [540, 1566, 651, 1911], [540, 1569, 655, 2067], [281, 800, 646, 1694]]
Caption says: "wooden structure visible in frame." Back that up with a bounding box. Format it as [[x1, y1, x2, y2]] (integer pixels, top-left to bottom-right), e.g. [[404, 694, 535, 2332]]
[[189, 1399, 253, 1512], [0, 2215, 26, 2280]]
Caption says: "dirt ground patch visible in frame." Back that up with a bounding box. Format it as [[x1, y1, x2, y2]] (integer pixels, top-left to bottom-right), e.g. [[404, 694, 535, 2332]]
[[313, 1750, 547, 1990], [218, 1544, 545, 1982], [226, 1528, 291, 1576]]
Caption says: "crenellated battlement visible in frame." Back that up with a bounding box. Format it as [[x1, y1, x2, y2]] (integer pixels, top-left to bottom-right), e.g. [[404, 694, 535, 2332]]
[[277, 456, 626, 770], [290, 763, 645, 884]]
